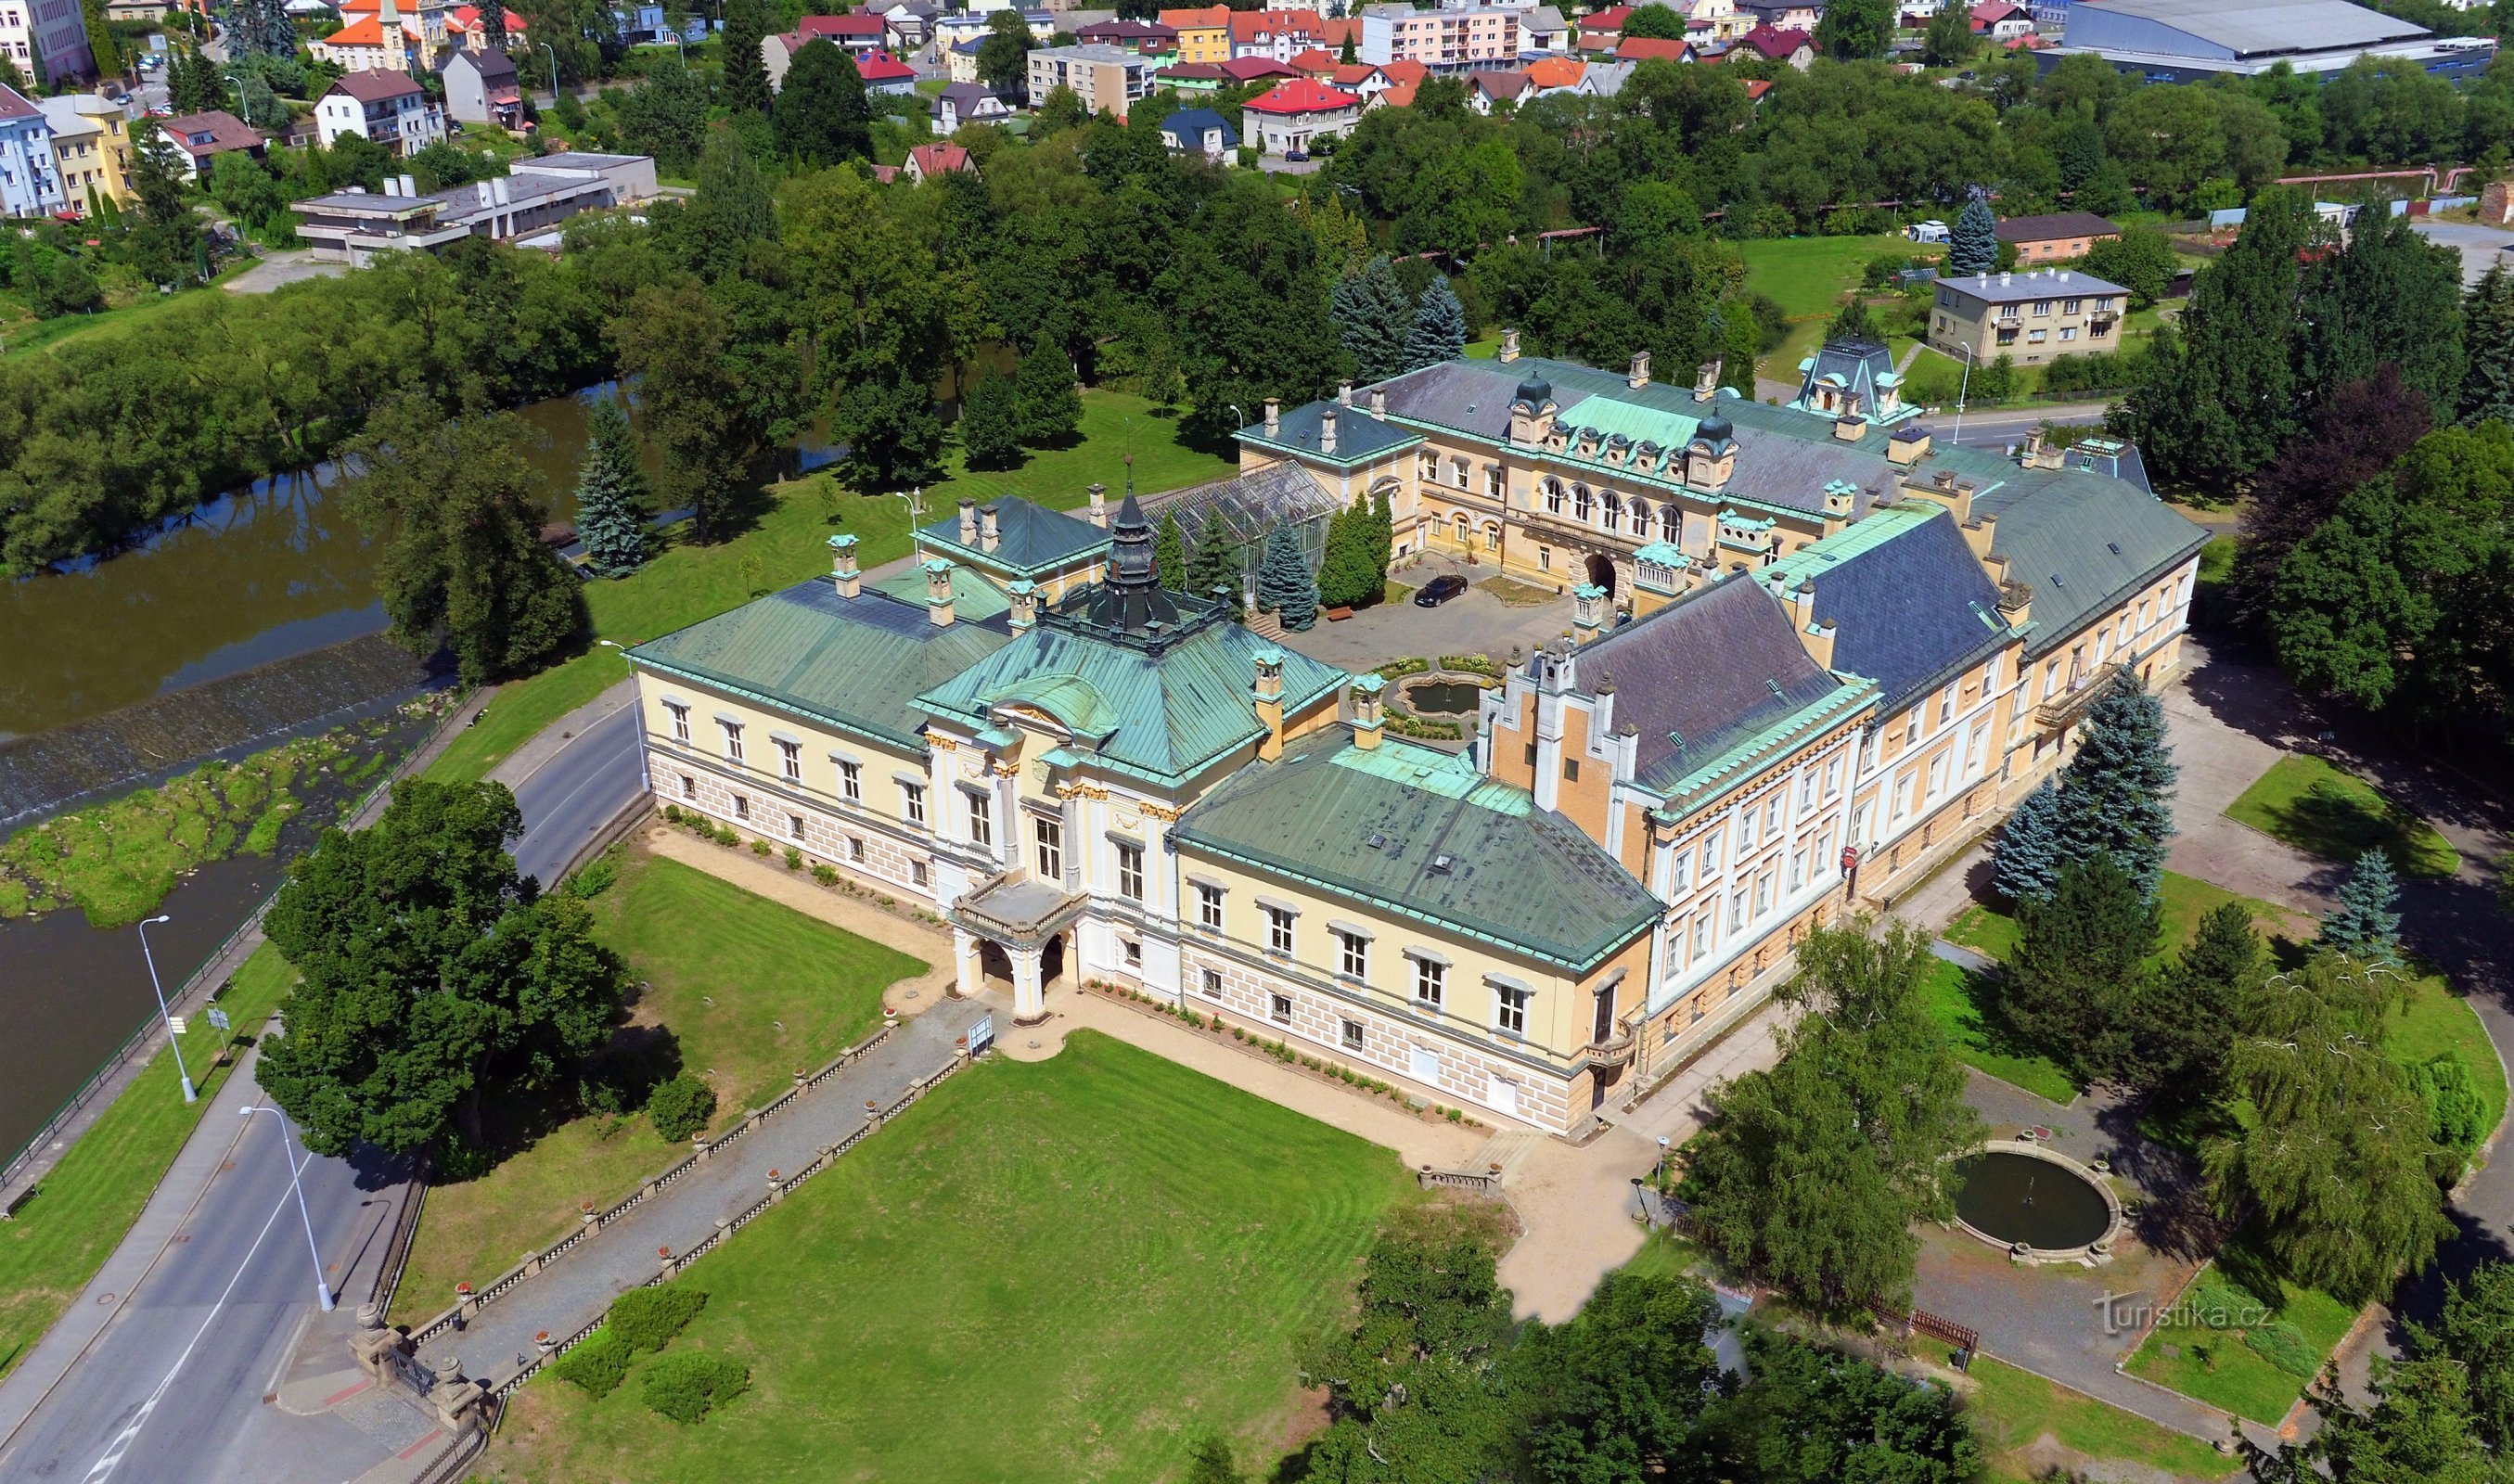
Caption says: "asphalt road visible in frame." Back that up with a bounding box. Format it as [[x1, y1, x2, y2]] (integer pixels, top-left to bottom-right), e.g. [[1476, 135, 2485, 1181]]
[[1931, 399, 2115, 449], [0, 710, 648, 1484]]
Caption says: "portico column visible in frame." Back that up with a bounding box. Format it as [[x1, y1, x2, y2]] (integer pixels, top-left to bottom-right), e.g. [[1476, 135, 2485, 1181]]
[[951, 928, 981, 1000], [1011, 944, 1047, 1025]]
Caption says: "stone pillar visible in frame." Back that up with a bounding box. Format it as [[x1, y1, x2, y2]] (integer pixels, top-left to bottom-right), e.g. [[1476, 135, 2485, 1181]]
[[952, 928, 981, 999], [1012, 944, 1047, 1025]]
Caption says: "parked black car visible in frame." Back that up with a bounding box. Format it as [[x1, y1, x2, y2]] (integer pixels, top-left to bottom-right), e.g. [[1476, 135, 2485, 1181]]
[[1413, 575, 1469, 608]]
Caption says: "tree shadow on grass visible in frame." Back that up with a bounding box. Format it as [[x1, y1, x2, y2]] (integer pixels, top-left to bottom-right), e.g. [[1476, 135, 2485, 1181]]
[[443, 1022, 685, 1183]]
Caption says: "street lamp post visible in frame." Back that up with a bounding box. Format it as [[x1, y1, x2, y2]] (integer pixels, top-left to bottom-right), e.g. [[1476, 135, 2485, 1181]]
[[542, 42, 560, 103], [240, 1105, 335, 1311], [137, 915, 196, 1105], [1950, 341, 1976, 449]]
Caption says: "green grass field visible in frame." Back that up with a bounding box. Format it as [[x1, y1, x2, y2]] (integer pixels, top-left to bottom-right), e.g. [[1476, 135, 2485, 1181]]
[[486, 1030, 1414, 1482], [1943, 872, 2310, 968], [1918, 957, 2078, 1105], [388, 849, 925, 1324], [428, 390, 1231, 785], [2225, 754, 2460, 879], [0, 943, 295, 1381], [1738, 234, 1927, 320], [1963, 1355, 2238, 1482], [2124, 1247, 2361, 1425]]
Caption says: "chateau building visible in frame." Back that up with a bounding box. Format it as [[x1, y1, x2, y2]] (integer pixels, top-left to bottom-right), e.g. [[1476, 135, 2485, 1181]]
[[627, 339, 2205, 1136]]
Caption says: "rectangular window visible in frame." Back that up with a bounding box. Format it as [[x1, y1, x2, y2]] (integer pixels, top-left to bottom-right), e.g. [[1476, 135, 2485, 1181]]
[[720, 720, 745, 764], [838, 759, 862, 801], [1967, 722, 1989, 772], [1270, 992, 1292, 1024], [848, 836, 865, 862], [1336, 929, 1367, 979], [1729, 889, 1746, 931], [1702, 832, 1722, 872], [1034, 817, 1063, 879], [1928, 751, 1949, 800], [1799, 772, 1815, 809], [1765, 798, 1783, 836], [1754, 870, 1772, 915], [776, 738, 801, 782], [2059, 326, 2077, 342], [1824, 756, 1842, 799], [1524, 741, 1537, 767], [1692, 912, 1712, 956], [2032, 300, 2050, 316], [1415, 956, 1444, 1008], [1669, 850, 1691, 896], [1115, 841, 1144, 902], [666, 701, 690, 743], [1938, 684, 1956, 727], [2062, 297, 2081, 313], [1494, 982, 1529, 1036], [1340, 1019, 1364, 1051], [1485, 465, 1503, 499], [732, 794, 750, 821], [1789, 849, 1807, 890], [1563, 758, 1580, 783], [902, 782, 926, 827], [680, 774, 696, 800], [1895, 771, 1917, 820], [1266, 905, 1294, 954], [1739, 810, 1758, 850], [1201, 967, 1224, 998], [1122, 939, 1142, 967], [910, 861, 929, 888], [789, 812, 805, 841], [968, 792, 992, 848], [1196, 882, 1223, 929]]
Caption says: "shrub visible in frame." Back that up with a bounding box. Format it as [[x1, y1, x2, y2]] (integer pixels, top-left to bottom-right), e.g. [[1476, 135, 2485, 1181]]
[[609, 1285, 710, 1356], [662, 803, 685, 824], [648, 1073, 718, 1142], [2416, 1054, 2489, 1151], [2244, 1321, 2320, 1377], [714, 824, 740, 847], [563, 855, 619, 900], [639, 1351, 750, 1424], [783, 845, 802, 869], [811, 864, 839, 886], [750, 838, 772, 857], [1446, 1107, 1464, 1122], [553, 1330, 631, 1399]]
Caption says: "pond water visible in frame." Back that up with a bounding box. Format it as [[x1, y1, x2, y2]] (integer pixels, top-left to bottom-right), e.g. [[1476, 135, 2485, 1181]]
[[1405, 680, 1486, 715], [1951, 1150, 2112, 1250]]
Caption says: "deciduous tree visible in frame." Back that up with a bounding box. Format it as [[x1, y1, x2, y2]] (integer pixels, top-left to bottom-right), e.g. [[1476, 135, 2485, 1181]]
[[773, 40, 873, 168], [977, 8, 1032, 94], [2293, 203, 2467, 416], [831, 369, 943, 493], [957, 366, 1021, 470]]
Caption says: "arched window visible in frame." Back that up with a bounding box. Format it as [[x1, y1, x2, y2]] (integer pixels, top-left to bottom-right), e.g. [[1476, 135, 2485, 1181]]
[[1660, 505, 1682, 543], [1572, 484, 1593, 522], [1602, 492, 1624, 531], [1627, 496, 1650, 536], [1454, 513, 1471, 542], [1543, 478, 1563, 514], [1481, 521, 1501, 551]]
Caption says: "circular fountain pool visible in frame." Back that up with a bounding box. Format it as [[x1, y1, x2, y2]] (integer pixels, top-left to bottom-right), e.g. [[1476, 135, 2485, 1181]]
[[1949, 1145, 2123, 1261], [1403, 680, 1486, 715]]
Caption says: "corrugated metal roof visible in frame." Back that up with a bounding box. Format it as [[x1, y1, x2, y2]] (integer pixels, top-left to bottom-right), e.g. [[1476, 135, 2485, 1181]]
[[630, 579, 1013, 749], [916, 607, 1347, 785], [2070, 0, 2424, 53], [1174, 728, 1660, 970], [1573, 573, 1851, 792]]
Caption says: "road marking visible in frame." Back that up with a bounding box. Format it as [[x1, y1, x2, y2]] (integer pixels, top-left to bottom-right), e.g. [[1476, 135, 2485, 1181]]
[[506, 697, 635, 795], [263, 1306, 315, 1401], [77, 1143, 309, 1484]]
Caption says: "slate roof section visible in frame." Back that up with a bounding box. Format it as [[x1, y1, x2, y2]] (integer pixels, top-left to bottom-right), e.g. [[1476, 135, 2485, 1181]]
[[630, 579, 1013, 750], [1965, 461, 2209, 656], [0, 86, 34, 122], [1174, 728, 1661, 970], [917, 601, 1348, 786], [1765, 504, 2012, 711], [915, 495, 1110, 580], [1571, 573, 1852, 794], [1160, 106, 1240, 147], [1235, 400, 1420, 467]]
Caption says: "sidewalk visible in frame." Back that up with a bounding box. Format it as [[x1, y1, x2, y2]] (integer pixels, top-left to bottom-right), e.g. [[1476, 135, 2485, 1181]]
[[485, 678, 635, 792]]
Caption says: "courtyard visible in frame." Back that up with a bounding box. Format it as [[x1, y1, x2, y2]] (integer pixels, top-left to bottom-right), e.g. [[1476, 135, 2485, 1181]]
[[1275, 548, 1577, 678]]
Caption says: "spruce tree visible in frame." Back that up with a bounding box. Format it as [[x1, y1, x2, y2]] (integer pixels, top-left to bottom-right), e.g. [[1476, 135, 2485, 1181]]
[[1330, 255, 1413, 383], [1013, 333, 1083, 447], [574, 394, 650, 578], [1186, 522, 1243, 613], [958, 367, 1021, 470], [1154, 511, 1187, 593], [2004, 853, 2159, 1070], [1947, 198, 1998, 277], [1990, 777, 2066, 904], [1826, 297, 1879, 343], [1257, 523, 1317, 632], [1316, 503, 1381, 610], [721, 0, 772, 116], [2461, 263, 2514, 429], [1402, 277, 1469, 372], [2053, 670, 2177, 900], [2320, 848, 2405, 964], [2118, 901, 2261, 1105]]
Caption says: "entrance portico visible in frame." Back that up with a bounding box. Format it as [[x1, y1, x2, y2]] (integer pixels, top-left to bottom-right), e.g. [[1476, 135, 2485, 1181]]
[[951, 876, 1084, 1024]]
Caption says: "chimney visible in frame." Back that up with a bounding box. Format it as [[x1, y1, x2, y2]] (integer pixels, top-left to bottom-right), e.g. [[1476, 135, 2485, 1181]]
[[1886, 424, 1931, 466], [829, 533, 861, 598], [1627, 350, 1650, 389], [1320, 406, 1339, 456], [397, 173, 417, 198], [1263, 398, 1280, 436], [1337, 380, 1353, 407], [1007, 579, 1038, 633], [1962, 509, 1999, 561], [1087, 481, 1108, 528], [1497, 327, 1520, 364], [957, 496, 978, 545], [1350, 672, 1385, 750], [1693, 358, 1720, 402], [1252, 647, 1286, 761], [1996, 579, 2033, 630], [1833, 414, 1868, 442], [923, 558, 956, 625], [1789, 581, 1835, 668], [978, 502, 1001, 554], [1369, 387, 1386, 417]]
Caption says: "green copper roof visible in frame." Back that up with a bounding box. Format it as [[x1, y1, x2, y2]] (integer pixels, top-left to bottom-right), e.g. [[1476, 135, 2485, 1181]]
[[630, 578, 1012, 750], [873, 561, 1014, 621], [917, 496, 1111, 579], [916, 608, 1347, 787], [1554, 393, 1700, 450], [1174, 729, 1660, 972]]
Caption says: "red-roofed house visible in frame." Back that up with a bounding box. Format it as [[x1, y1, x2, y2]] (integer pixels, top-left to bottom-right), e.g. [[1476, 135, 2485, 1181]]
[[310, 9, 425, 70], [1743, 76, 1773, 101], [1229, 8, 1325, 60], [799, 11, 888, 48], [1969, 1, 2033, 37], [1328, 61, 1392, 96], [853, 49, 918, 93], [1241, 76, 1358, 155], [445, 5, 524, 52], [1522, 56, 1586, 92], [1376, 58, 1427, 87], [1217, 55, 1301, 83], [1375, 79, 1418, 109], [1577, 3, 1632, 48], [1158, 6, 1232, 63], [1289, 46, 1339, 75], [903, 142, 976, 185], [159, 109, 263, 182], [1321, 14, 1360, 51], [1729, 23, 1812, 66], [1615, 34, 1695, 61]]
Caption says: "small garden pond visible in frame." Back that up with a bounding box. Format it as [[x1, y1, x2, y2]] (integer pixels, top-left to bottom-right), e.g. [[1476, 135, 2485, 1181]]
[[1404, 681, 1485, 715], [1951, 1150, 2113, 1250]]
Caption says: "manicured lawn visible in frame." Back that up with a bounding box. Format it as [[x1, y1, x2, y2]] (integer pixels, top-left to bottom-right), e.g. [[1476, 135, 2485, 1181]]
[[2124, 1249, 2360, 1425], [2225, 754, 2459, 879], [1943, 872, 2309, 969], [1963, 1356, 2238, 1483], [1918, 957, 2078, 1105], [485, 1030, 1414, 1482], [429, 390, 1230, 786], [1616, 1228, 1704, 1284], [388, 849, 925, 1324], [1738, 234, 1928, 320], [2390, 966, 2509, 1150], [0, 943, 294, 1381], [1945, 902, 2022, 962]]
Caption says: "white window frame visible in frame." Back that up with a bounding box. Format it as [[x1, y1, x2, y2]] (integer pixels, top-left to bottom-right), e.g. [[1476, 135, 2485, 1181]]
[[665, 700, 690, 743], [1336, 929, 1367, 980], [720, 720, 745, 765], [1266, 905, 1295, 954], [902, 781, 927, 828], [1034, 816, 1063, 879], [838, 758, 863, 801], [1493, 982, 1529, 1036], [1115, 840, 1145, 902], [776, 738, 802, 782], [1414, 955, 1444, 1009]]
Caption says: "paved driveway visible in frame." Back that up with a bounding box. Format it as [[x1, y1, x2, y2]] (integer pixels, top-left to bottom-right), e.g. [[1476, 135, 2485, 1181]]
[[2412, 219, 2514, 288], [1277, 553, 1574, 674], [222, 250, 349, 295]]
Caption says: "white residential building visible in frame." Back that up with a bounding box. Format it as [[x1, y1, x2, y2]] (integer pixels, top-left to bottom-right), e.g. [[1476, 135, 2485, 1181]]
[[314, 70, 448, 157]]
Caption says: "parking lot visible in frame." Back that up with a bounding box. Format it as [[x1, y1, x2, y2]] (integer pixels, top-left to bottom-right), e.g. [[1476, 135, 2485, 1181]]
[[1276, 552, 1577, 675]]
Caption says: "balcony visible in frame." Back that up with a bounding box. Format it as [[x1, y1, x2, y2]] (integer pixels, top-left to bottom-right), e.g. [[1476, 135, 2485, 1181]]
[[1584, 1026, 1636, 1068], [2034, 659, 2122, 731]]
